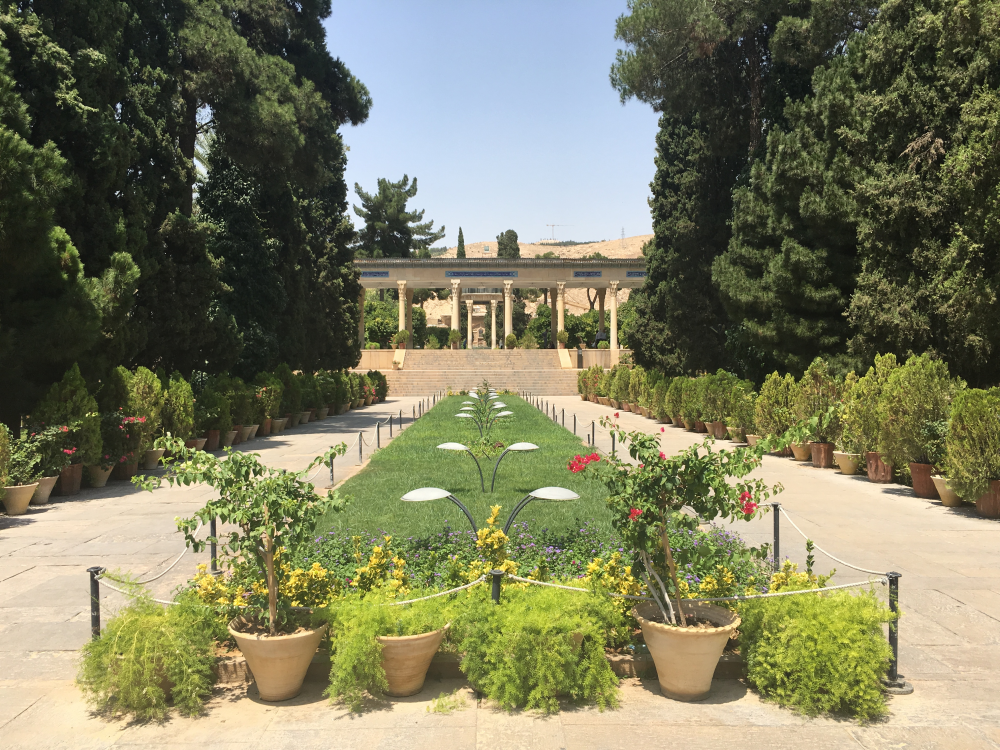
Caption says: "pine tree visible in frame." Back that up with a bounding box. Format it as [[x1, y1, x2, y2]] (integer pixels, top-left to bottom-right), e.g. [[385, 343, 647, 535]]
[[456, 227, 466, 258], [496, 229, 520, 259], [353, 175, 444, 258]]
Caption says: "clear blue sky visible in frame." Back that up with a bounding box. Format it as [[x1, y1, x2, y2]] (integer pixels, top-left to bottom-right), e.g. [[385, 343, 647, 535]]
[[324, 1, 660, 247]]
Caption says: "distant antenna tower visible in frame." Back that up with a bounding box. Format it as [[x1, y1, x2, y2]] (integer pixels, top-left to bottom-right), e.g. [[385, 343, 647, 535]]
[[544, 224, 568, 243], [621, 227, 625, 249]]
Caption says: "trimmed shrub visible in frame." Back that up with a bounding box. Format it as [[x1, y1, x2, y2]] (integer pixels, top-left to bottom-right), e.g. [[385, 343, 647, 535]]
[[34, 363, 102, 465], [755, 372, 797, 439], [609, 366, 631, 404], [841, 353, 898, 457], [504, 333, 517, 349], [664, 376, 684, 418], [679, 377, 703, 422], [945, 387, 1000, 501], [274, 363, 302, 415], [628, 366, 646, 405], [194, 387, 232, 435], [161, 372, 195, 441], [652, 377, 669, 420]]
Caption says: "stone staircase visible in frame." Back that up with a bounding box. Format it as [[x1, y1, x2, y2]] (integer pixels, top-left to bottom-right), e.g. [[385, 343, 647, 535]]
[[367, 350, 581, 396]]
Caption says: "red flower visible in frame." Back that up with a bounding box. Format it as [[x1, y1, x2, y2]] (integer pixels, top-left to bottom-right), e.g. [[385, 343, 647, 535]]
[[740, 492, 758, 515], [629, 508, 643, 522], [61, 426, 69, 433], [614, 412, 619, 418], [661, 427, 665, 432], [659, 451, 665, 459]]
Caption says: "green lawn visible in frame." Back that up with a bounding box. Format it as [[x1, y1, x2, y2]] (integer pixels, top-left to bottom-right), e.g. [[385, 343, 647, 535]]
[[316, 394, 613, 537]]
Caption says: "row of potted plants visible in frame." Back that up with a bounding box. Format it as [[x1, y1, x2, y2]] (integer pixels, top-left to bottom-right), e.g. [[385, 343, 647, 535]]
[[0, 365, 389, 516], [578, 353, 999, 517]]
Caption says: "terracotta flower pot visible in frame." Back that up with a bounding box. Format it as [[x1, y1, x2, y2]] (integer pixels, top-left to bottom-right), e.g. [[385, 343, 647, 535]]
[[694, 421, 708, 433], [790, 443, 812, 461], [2, 483, 38, 515], [227, 620, 327, 701], [353, 398, 363, 408], [87, 465, 114, 488], [317, 407, 329, 420], [810, 442, 834, 468], [258, 418, 272, 437], [56, 463, 84, 495], [597, 397, 609, 406], [237, 425, 251, 443], [205, 430, 221, 451], [286, 412, 299, 428], [634, 602, 740, 701], [673, 416, 684, 427], [745, 434, 760, 447], [31, 475, 59, 505], [908, 462, 938, 499], [683, 419, 694, 430], [976, 480, 1000, 519], [231, 425, 244, 445], [710, 422, 728, 439], [222, 430, 238, 447], [833, 452, 860, 475], [299, 411, 311, 424], [143, 448, 166, 471], [309, 408, 317, 420], [113, 461, 138, 480], [931, 476, 962, 507], [866, 452, 893, 483], [377, 624, 450, 697], [184, 438, 208, 451]]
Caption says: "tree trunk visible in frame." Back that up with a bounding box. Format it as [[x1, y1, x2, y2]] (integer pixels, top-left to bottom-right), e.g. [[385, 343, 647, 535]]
[[661, 531, 687, 626], [179, 91, 198, 217]]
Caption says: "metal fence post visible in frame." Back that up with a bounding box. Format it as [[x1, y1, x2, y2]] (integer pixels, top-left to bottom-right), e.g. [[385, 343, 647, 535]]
[[611, 432, 616, 457], [573, 414, 577, 435], [561, 408, 565, 427], [210, 518, 218, 575], [389, 415, 393, 438], [591, 421, 595, 446], [358, 431, 363, 464], [491, 569, 504, 604], [772, 502, 781, 571], [88, 567, 104, 640], [883, 572, 913, 693], [376, 422, 381, 449], [330, 454, 335, 485]]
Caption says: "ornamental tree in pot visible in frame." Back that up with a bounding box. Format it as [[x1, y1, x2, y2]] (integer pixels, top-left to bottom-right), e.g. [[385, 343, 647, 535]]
[[34, 363, 101, 494], [945, 388, 1000, 516], [1, 428, 40, 515], [393, 329, 410, 350], [842, 354, 898, 483], [794, 358, 843, 468], [577, 420, 782, 701], [135, 437, 348, 700]]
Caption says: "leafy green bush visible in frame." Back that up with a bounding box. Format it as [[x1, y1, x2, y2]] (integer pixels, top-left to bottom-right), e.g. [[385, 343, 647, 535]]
[[298, 372, 320, 410], [609, 365, 630, 404], [702, 369, 740, 422], [597, 340, 609, 349], [597, 368, 612, 398], [127, 367, 164, 452], [679, 377, 703, 421], [77, 597, 218, 720], [945, 387, 1000, 501], [454, 585, 620, 713], [6, 434, 40, 485], [367, 370, 388, 400], [322, 592, 449, 711], [0, 423, 9, 492], [652, 377, 669, 420], [34, 363, 101, 464], [794, 358, 841, 442], [727, 380, 757, 433], [842, 353, 898, 456], [755, 372, 797, 438], [664, 376, 684, 418], [739, 587, 894, 722], [194, 387, 232, 435], [274, 363, 302, 414], [878, 354, 962, 473], [628, 365, 646, 404], [162, 372, 195, 440]]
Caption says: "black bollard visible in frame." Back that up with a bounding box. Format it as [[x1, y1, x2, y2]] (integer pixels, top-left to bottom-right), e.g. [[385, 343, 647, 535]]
[[771, 502, 781, 571], [883, 572, 913, 693], [88, 566, 104, 640], [376, 422, 381, 449], [491, 569, 504, 604], [573, 414, 576, 435], [210, 518, 218, 575], [611, 432, 616, 457]]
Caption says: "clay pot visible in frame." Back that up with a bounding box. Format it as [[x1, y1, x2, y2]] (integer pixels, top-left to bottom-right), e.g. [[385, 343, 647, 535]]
[[205, 430, 221, 451], [908, 462, 938, 499], [622, 402, 632, 412], [353, 398, 363, 408], [231, 425, 244, 445], [833, 452, 860, 475], [726, 426, 742, 442], [222, 430, 238, 447], [227, 620, 327, 701], [810, 442, 834, 469], [143, 448, 166, 471], [634, 602, 740, 701], [184, 438, 208, 451], [866, 452, 893, 483], [710, 422, 728, 439], [339, 403, 351, 414], [976, 480, 1000, 519], [258, 418, 272, 438], [275, 418, 288, 432], [790, 443, 812, 462], [87, 465, 114, 488], [113, 461, 138, 480], [317, 407, 330, 420], [683, 419, 694, 430], [745, 435, 760, 447], [931, 476, 962, 507], [31, 475, 59, 505], [286, 412, 299, 428], [56, 463, 84, 495], [299, 411, 311, 424], [377, 624, 450, 697], [2, 483, 38, 515], [673, 416, 684, 427], [238, 425, 252, 442], [248, 424, 260, 440]]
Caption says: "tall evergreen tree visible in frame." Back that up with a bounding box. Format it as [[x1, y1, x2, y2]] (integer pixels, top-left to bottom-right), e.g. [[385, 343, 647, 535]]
[[496, 229, 520, 259], [353, 175, 444, 258], [456, 227, 466, 258]]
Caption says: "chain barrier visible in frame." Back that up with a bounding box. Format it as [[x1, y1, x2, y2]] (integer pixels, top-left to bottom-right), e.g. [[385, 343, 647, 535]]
[[777, 506, 886, 576]]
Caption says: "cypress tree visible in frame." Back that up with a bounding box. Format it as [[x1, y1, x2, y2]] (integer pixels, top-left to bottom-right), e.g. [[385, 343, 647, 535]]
[[456, 227, 466, 258], [496, 230, 520, 259]]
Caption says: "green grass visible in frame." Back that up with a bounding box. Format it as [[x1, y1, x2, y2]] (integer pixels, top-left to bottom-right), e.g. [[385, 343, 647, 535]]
[[317, 395, 612, 537]]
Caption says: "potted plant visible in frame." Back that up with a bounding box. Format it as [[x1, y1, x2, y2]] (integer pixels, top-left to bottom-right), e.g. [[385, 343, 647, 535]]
[[877, 354, 961, 499], [579, 419, 781, 701], [922, 421, 961, 507], [450, 329, 464, 350], [833, 415, 863, 475], [195, 387, 232, 451], [33, 363, 101, 495], [2, 429, 40, 515], [664, 377, 684, 425], [726, 381, 756, 443], [135, 437, 349, 701], [842, 354, 898, 483], [556, 329, 569, 350], [162, 372, 196, 445], [794, 358, 842, 469], [393, 329, 410, 350], [274, 364, 303, 426], [124, 367, 165, 470], [503, 332, 516, 350], [945, 388, 1000, 516], [754, 372, 797, 455], [784, 421, 814, 461]]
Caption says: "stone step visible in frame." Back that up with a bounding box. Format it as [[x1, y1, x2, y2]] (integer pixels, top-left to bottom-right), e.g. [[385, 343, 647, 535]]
[[381, 368, 581, 396]]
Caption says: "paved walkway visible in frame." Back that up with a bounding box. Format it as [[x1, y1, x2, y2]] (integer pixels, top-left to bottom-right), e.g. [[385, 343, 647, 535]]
[[1, 392, 998, 748]]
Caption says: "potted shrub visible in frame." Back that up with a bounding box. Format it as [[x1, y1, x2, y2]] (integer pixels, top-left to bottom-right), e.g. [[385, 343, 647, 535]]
[[135, 437, 348, 701], [555, 329, 569, 350], [609, 366, 630, 409], [33, 363, 101, 495], [784, 421, 814, 461], [651, 377, 669, 421], [923, 421, 961, 507], [451, 329, 464, 350], [794, 358, 841, 468], [664, 377, 684, 425], [195, 387, 232, 451], [314, 371, 334, 419], [125, 367, 165, 470], [679, 377, 704, 431], [877, 354, 962, 499], [945, 388, 1000, 516], [2, 430, 40, 515], [580, 419, 781, 701], [833, 416, 863, 475], [274, 364, 303, 426], [161, 372, 196, 445], [842, 354, 898, 483], [393, 329, 410, 350], [726, 380, 757, 443], [596, 369, 612, 406]]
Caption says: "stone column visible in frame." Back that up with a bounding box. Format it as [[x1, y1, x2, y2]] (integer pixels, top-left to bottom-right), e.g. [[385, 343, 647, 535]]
[[556, 281, 566, 349], [396, 280, 407, 333], [465, 299, 474, 349], [491, 299, 498, 349], [405, 288, 414, 341], [609, 280, 619, 351], [549, 286, 558, 349], [503, 281, 513, 343], [597, 288, 606, 333], [451, 280, 461, 330], [358, 287, 366, 347]]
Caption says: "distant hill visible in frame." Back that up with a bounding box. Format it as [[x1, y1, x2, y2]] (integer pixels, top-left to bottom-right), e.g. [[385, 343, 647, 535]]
[[436, 234, 652, 260]]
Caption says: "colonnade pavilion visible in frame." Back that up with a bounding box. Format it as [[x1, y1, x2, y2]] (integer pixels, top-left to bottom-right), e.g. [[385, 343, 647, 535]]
[[354, 258, 647, 349]]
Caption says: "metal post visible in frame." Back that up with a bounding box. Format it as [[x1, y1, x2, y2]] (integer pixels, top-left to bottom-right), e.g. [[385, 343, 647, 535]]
[[573, 414, 577, 435], [772, 502, 781, 572], [88, 567, 103, 640], [561, 408, 564, 427], [413, 405, 415, 422], [376, 422, 381, 449], [882, 572, 913, 693], [330, 454, 335, 485], [358, 431, 363, 464], [210, 518, 218, 575], [611, 432, 616, 457], [491, 569, 504, 604], [591, 421, 595, 446], [389, 415, 393, 438]]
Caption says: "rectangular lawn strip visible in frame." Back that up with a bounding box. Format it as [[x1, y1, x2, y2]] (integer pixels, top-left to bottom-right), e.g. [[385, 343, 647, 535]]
[[316, 394, 612, 537]]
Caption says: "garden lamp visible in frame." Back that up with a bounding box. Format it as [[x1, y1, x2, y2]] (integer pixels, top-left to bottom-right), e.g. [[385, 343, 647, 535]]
[[502, 487, 579, 534], [491, 402, 507, 409], [437, 442, 485, 491], [454, 412, 482, 437], [401, 488, 478, 534], [490, 442, 539, 492]]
